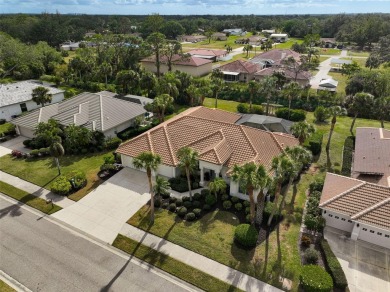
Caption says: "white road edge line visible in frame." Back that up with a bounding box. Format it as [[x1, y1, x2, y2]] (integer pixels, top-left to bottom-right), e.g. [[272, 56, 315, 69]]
[[0, 270, 32, 292], [0, 194, 202, 292]]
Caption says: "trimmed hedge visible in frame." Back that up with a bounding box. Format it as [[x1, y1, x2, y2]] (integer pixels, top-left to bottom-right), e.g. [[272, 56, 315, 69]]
[[177, 206, 188, 218], [51, 176, 72, 195], [205, 194, 217, 206], [300, 265, 333, 292], [234, 224, 258, 248], [304, 130, 324, 156], [105, 137, 122, 150], [320, 239, 348, 289], [341, 136, 355, 176], [304, 248, 319, 264], [223, 200, 232, 209], [276, 107, 306, 122], [185, 212, 196, 221]]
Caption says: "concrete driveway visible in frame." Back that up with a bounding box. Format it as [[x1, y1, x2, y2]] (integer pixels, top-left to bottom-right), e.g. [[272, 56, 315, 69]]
[[0, 136, 27, 157], [52, 168, 150, 244], [324, 227, 390, 292]]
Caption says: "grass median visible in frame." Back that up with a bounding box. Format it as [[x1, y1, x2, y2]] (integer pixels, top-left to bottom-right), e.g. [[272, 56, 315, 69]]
[[0, 181, 62, 214], [113, 234, 243, 292]]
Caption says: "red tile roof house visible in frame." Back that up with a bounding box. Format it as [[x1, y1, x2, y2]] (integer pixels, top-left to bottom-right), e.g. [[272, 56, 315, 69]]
[[117, 107, 299, 199], [218, 60, 262, 82], [186, 49, 227, 62], [140, 54, 212, 77], [254, 67, 312, 87], [319, 128, 390, 249], [249, 49, 302, 68]]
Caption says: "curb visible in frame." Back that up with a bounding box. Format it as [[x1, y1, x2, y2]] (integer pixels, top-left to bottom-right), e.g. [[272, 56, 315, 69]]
[[0, 270, 32, 292]]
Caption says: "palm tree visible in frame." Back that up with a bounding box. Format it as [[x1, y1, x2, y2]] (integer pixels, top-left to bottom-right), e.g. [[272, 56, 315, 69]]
[[290, 121, 315, 145], [133, 151, 162, 224], [177, 147, 199, 201], [209, 177, 227, 199], [248, 80, 260, 111], [375, 96, 390, 128], [325, 106, 347, 154], [212, 78, 224, 109], [153, 176, 170, 200], [347, 92, 374, 135], [153, 94, 174, 123], [158, 72, 180, 100], [258, 76, 277, 116], [254, 165, 271, 225], [32, 86, 52, 107], [282, 82, 301, 119], [267, 155, 295, 226], [243, 44, 253, 58], [231, 162, 268, 225], [146, 32, 166, 77], [99, 62, 112, 87], [49, 140, 65, 175], [140, 71, 158, 98]]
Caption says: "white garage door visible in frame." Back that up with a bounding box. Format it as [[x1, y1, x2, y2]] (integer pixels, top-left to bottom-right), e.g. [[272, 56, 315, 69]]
[[18, 126, 35, 138], [358, 227, 390, 249], [157, 164, 174, 178]]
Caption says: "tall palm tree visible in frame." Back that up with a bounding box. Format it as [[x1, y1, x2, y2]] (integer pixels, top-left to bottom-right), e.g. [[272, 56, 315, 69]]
[[290, 121, 315, 145], [146, 32, 166, 77], [254, 165, 271, 225], [325, 106, 347, 154], [243, 44, 253, 58], [209, 177, 227, 199], [50, 140, 65, 175], [248, 80, 260, 111], [99, 62, 112, 87], [158, 72, 181, 99], [32, 86, 52, 107], [140, 71, 158, 98], [133, 151, 162, 224], [231, 162, 268, 225], [153, 94, 174, 123], [258, 76, 277, 116], [153, 176, 170, 200], [347, 92, 374, 135], [267, 155, 295, 226], [212, 78, 224, 109], [177, 147, 199, 201], [282, 82, 301, 119]]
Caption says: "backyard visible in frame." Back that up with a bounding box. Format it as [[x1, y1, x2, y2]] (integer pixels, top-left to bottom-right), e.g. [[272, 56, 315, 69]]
[[182, 33, 252, 50]]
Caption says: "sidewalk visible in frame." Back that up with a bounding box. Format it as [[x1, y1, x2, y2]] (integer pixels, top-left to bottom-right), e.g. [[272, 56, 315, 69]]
[[0, 171, 74, 209], [120, 224, 282, 292]]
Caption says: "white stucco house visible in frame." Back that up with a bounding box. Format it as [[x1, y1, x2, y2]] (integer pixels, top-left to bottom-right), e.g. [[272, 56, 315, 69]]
[[270, 33, 289, 42], [116, 107, 299, 198], [0, 81, 64, 121], [11, 91, 151, 138]]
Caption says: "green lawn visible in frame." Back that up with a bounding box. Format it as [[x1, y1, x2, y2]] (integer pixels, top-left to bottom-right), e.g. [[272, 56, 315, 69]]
[[273, 38, 303, 49], [203, 97, 240, 112], [215, 53, 248, 66], [182, 33, 252, 50], [328, 71, 348, 94], [341, 57, 367, 67], [0, 151, 112, 201], [347, 50, 370, 57], [0, 123, 14, 135], [0, 181, 62, 214], [113, 234, 243, 292], [0, 280, 15, 292], [318, 48, 341, 56]]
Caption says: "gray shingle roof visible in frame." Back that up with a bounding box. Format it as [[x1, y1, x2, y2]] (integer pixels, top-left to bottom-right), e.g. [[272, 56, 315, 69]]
[[236, 114, 293, 133], [12, 91, 146, 133], [0, 81, 64, 107]]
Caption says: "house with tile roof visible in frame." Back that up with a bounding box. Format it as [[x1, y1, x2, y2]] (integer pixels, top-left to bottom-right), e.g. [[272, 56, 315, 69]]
[[254, 67, 311, 87], [11, 91, 149, 138], [141, 54, 212, 77], [249, 49, 301, 68], [218, 60, 261, 82], [212, 32, 227, 41], [319, 173, 390, 249], [186, 49, 227, 62], [0, 81, 64, 121], [116, 106, 299, 198]]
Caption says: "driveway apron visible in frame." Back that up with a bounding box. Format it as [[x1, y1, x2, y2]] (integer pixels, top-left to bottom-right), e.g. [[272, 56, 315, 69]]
[[52, 168, 150, 244]]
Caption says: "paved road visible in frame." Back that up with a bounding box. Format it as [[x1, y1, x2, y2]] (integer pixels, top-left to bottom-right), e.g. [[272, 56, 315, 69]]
[[0, 196, 197, 292]]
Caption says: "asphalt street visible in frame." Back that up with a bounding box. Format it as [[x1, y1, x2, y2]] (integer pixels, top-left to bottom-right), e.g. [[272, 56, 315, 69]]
[[0, 196, 196, 292]]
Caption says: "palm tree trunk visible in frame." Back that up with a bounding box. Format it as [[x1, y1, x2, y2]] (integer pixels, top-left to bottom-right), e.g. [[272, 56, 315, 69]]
[[147, 172, 155, 224], [249, 189, 255, 225], [350, 114, 357, 135], [105, 75, 108, 87], [290, 182, 298, 206], [215, 92, 218, 108], [186, 168, 192, 201], [256, 190, 265, 225], [249, 93, 253, 111], [326, 118, 336, 153], [267, 183, 281, 226], [55, 157, 61, 175], [265, 98, 270, 116], [381, 119, 385, 129], [288, 97, 292, 119]]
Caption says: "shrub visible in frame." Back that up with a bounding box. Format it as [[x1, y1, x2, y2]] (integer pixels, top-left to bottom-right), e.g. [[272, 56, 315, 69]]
[[309, 178, 325, 193], [105, 137, 122, 150], [39, 147, 50, 155], [175, 199, 183, 207], [221, 194, 229, 201], [251, 105, 264, 115], [182, 196, 190, 202], [301, 235, 312, 248], [223, 200, 232, 209], [30, 149, 39, 157], [168, 203, 177, 212], [276, 107, 306, 122], [193, 208, 202, 217], [310, 191, 322, 200], [237, 103, 250, 113], [203, 204, 211, 211], [193, 182, 199, 189], [185, 212, 196, 221], [193, 193, 201, 201], [66, 170, 87, 189], [177, 206, 188, 218], [245, 206, 250, 214], [161, 192, 171, 199], [243, 200, 250, 207], [231, 196, 239, 203], [321, 239, 348, 289], [100, 164, 116, 171], [263, 202, 280, 222], [234, 224, 258, 248], [169, 197, 177, 203], [234, 202, 243, 211], [300, 265, 333, 292], [192, 200, 201, 208], [304, 248, 319, 264], [314, 106, 330, 123], [205, 194, 217, 206], [246, 214, 251, 223], [51, 176, 72, 195], [183, 201, 193, 209], [162, 202, 169, 209], [11, 150, 23, 158], [304, 131, 323, 156], [169, 177, 190, 193], [23, 139, 32, 148], [201, 189, 210, 197], [341, 136, 355, 176], [154, 198, 162, 208]]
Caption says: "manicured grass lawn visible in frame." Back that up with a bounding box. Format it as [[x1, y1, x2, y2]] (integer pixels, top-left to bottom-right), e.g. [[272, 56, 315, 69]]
[[0, 122, 14, 135], [341, 57, 367, 67], [347, 50, 370, 57], [0, 181, 61, 214], [0, 151, 112, 201], [182, 33, 252, 50], [273, 38, 303, 49], [113, 234, 243, 292], [203, 97, 240, 113], [318, 48, 341, 56]]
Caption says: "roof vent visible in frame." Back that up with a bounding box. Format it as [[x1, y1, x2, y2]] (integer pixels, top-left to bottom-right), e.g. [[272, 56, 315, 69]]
[[363, 156, 366, 159]]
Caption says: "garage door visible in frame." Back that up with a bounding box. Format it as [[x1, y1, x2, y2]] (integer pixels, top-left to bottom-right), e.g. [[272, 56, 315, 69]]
[[359, 227, 390, 249], [18, 126, 35, 138]]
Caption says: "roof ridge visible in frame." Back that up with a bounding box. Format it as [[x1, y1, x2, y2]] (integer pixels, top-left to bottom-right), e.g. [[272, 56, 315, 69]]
[[212, 136, 229, 164], [188, 129, 224, 149], [239, 126, 258, 158], [163, 125, 177, 165], [269, 131, 285, 152], [351, 196, 390, 220], [320, 181, 366, 208], [99, 94, 104, 131]]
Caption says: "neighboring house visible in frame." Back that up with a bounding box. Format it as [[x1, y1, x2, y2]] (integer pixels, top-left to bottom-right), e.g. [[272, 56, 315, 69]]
[[141, 54, 212, 77], [212, 32, 227, 41], [84, 31, 96, 38], [352, 127, 390, 187], [254, 67, 311, 87], [0, 81, 64, 121], [60, 42, 80, 51], [319, 173, 390, 249], [235, 114, 293, 134], [222, 29, 246, 36], [318, 78, 338, 92], [320, 38, 337, 48], [250, 49, 302, 68], [218, 60, 261, 82], [12, 91, 149, 138], [186, 49, 227, 62], [178, 35, 207, 43], [262, 29, 275, 35], [116, 106, 298, 199], [270, 33, 289, 43]]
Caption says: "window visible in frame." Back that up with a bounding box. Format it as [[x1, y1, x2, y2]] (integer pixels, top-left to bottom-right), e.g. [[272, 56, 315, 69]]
[[335, 216, 339, 219], [370, 230, 375, 233], [329, 214, 333, 217], [385, 235, 389, 238], [363, 228, 367, 231], [341, 218, 346, 221], [348, 220, 352, 223], [377, 232, 382, 236], [20, 103, 27, 112]]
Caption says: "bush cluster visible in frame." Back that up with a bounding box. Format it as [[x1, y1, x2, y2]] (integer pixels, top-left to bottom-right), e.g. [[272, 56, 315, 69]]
[[223, 200, 232, 209], [205, 194, 217, 206], [234, 224, 258, 248], [237, 103, 264, 115], [304, 131, 324, 156], [299, 265, 333, 292], [301, 235, 312, 248], [104, 137, 122, 150], [304, 248, 319, 264], [66, 170, 87, 189], [51, 176, 72, 195], [168, 177, 200, 193], [341, 136, 355, 176], [320, 239, 348, 289], [275, 107, 306, 122]]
